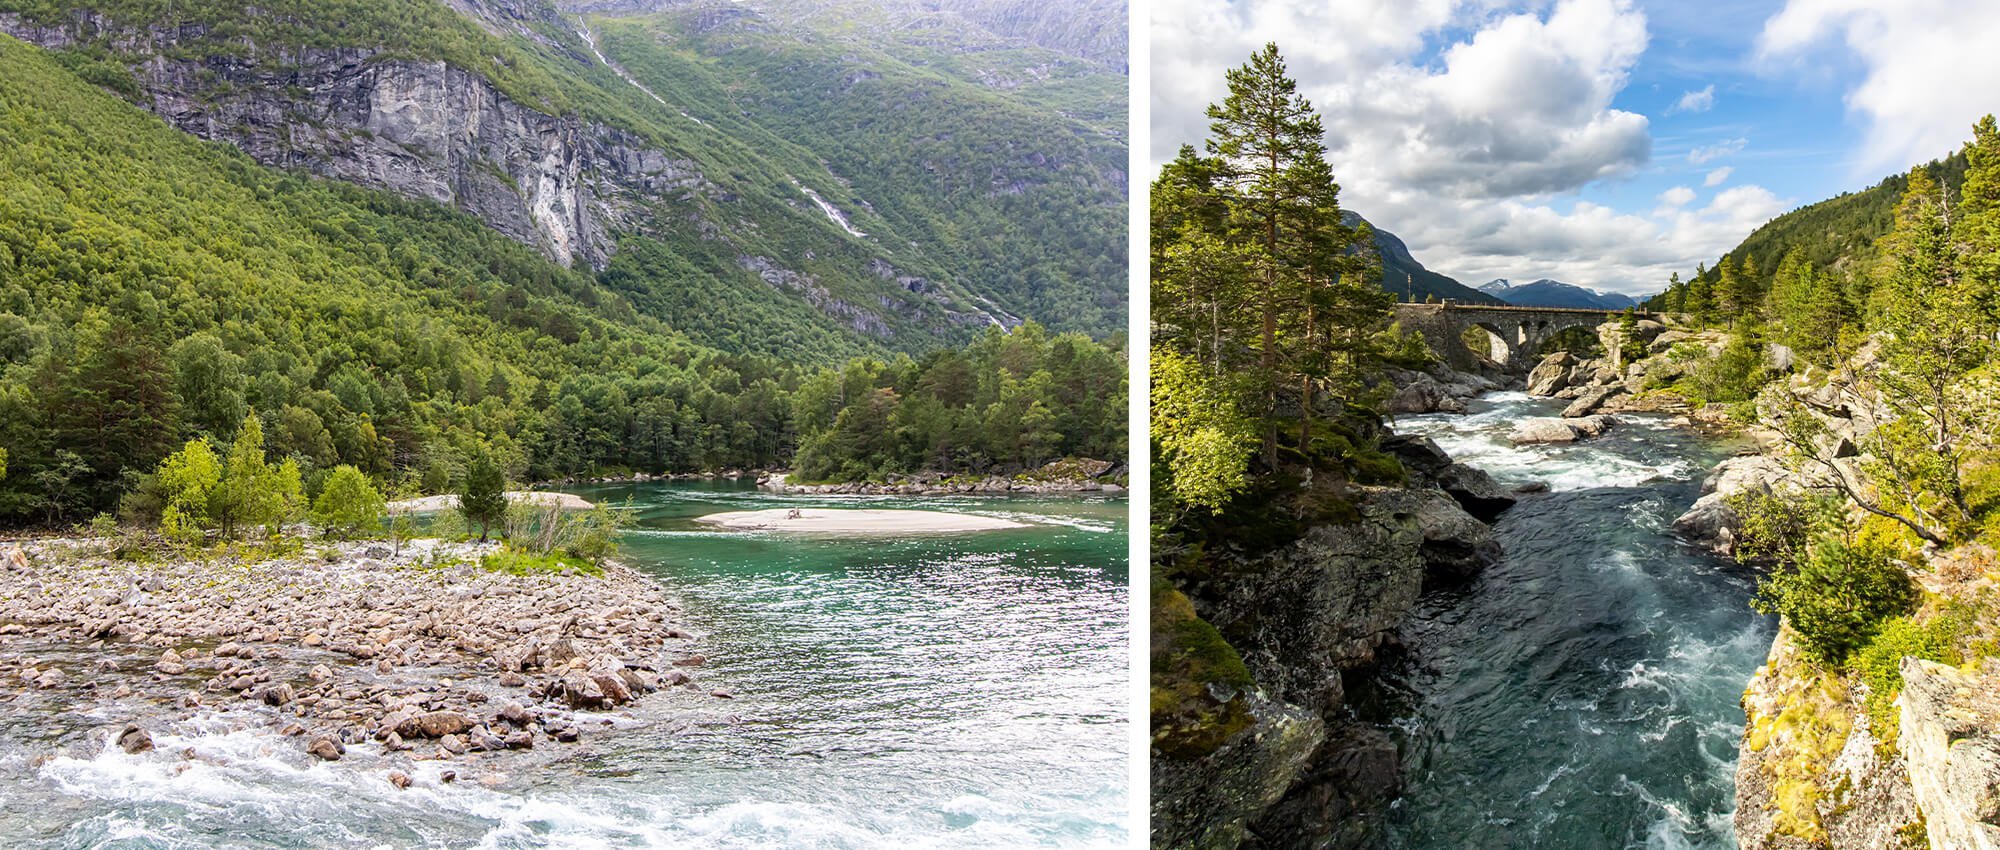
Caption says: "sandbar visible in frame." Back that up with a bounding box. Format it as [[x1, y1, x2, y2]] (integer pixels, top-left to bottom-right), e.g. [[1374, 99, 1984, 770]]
[[695, 507, 1027, 533]]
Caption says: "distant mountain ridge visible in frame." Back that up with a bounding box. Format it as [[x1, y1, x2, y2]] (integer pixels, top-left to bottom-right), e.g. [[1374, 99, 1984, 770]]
[[1478, 278, 1638, 310], [1341, 211, 1505, 305]]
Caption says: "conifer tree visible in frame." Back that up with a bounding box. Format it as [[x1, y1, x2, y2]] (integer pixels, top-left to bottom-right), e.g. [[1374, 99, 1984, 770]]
[[1201, 42, 1381, 462], [460, 451, 507, 542]]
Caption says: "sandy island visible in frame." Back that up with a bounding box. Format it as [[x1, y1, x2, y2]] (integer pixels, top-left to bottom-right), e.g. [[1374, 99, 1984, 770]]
[[695, 508, 1027, 533], [385, 491, 595, 513]]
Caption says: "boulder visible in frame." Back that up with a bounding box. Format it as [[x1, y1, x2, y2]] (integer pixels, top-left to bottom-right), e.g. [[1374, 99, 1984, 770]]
[[1385, 374, 1465, 414], [1378, 434, 1452, 479], [1508, 418, 1580, 444], [397, 710, 476, 739], [1525, 352, 1576, 396], [1672, 455, 1806, 557], [1410, 491, 1501, 588], [117, 724, 153, 754], [1434, 464, 1515, 522], [1562, 386, 1626, 418], [1568, 414, 1616, 437], [1899, 659, 2000, 850], [307, 735, 345, 761]]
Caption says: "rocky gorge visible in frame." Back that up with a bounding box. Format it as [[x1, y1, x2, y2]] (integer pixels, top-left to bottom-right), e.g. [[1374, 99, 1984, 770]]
[[1151, 415, 1516, 848], [0, 535, 712, 791], [1504, 318, 2000, 850]]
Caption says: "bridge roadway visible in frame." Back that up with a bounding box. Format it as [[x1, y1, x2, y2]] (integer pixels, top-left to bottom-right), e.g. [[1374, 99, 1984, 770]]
[[1392, 302, 1659, 373]]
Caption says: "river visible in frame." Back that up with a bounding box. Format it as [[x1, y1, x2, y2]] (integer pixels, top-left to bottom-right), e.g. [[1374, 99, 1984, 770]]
[[0, 482, 1128, 849], [1380, 392, 1775, 849]]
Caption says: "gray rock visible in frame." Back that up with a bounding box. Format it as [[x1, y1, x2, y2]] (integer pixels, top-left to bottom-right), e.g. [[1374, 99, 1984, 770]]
[[1899, 659, 2000, 850], [1435, 464, 1516, 522], [307, 735, 344, 761], [1525, 352, 1576, 396], [1562, 386, 1626, 418], [1508, 418, 1580, 444], [117, 724, 153, 754]]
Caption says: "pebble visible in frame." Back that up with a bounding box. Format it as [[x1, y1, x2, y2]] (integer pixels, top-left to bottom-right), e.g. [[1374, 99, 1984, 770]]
[[0, 537, 700, 771]]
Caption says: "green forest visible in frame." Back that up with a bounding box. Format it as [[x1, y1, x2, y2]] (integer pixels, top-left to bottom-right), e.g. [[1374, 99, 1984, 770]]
[[0, 34, 1125, 528], [0, 0, 1128, 357]]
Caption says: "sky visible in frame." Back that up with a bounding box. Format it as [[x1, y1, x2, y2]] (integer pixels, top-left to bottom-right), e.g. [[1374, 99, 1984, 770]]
[[1149, 0, 2000, 296]]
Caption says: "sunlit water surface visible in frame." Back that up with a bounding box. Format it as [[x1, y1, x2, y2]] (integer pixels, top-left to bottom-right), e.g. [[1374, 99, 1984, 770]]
[[0, 482, 1128, 849]]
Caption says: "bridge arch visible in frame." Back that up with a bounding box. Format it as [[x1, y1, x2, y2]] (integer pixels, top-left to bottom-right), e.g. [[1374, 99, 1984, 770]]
[[1393, 303, 1648, 373]]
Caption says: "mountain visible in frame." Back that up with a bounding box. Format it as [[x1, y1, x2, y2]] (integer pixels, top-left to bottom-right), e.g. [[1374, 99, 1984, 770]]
[[1478, 278, 1638, 310], [1343, 212, 1505, 305], [0, 6, 1126, 523], [1652, 151, 1968, 308], [0, 0, 1128, 356]]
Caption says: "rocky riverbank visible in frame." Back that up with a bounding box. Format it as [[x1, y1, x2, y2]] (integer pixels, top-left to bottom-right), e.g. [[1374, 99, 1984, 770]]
[[759, 457, 1128, 496], [1151, 423, 1514, 849], [0, 536, 711, 788]]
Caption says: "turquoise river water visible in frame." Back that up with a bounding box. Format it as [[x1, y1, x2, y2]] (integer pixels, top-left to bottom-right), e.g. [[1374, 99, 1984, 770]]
[[0, 482, 1128, 849]]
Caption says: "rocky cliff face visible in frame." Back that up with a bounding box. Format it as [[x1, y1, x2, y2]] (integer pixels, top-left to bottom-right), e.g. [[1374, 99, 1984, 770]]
[[1152, 436, 1512, 849], [0, 10, 707, 270], [1900, 658, 2000, 850], [1735, 630, 1921, 850]]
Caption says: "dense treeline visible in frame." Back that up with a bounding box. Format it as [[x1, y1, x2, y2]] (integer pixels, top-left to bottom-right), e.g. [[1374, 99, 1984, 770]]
[[1149, 43, 1422, 517], [0, 37, 1124, 526], [0, 0, 1129, 355]]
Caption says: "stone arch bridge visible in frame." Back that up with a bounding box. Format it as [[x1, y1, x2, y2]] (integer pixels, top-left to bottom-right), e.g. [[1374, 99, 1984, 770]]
[[1393, 303, 1653, 373]]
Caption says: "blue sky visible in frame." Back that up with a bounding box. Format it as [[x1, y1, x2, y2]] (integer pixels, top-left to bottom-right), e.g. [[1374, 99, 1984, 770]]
[[1150, 0, 2000, 296]]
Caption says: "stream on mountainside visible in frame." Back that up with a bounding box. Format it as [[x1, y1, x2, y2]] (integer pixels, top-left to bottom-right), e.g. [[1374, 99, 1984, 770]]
[[1378, 392, 1776, 849], [0, 482, 1127, 849]]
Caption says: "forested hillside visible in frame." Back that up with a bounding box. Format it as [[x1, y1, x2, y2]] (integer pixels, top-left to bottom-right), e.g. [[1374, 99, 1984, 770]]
[[0, 34, 1124, 525], [1644, 150, 1968, 316], [0, 0, 1127, 355]]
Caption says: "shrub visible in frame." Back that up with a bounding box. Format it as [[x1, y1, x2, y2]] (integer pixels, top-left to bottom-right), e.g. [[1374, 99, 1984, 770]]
[[1755, 539, 1918, 666], [311, 465, 385, 539], [459, 451, 507, 541], [429, 507, 468, 541], [1728, 489, 1844, 568], [1851, 612, 1964, 744]]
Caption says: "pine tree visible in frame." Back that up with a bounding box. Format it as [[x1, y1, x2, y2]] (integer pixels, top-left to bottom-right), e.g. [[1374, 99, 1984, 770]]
[[1203, 43, 1380, 461], [1686, 265, 1715, 327], [460, 451, 507, 542]]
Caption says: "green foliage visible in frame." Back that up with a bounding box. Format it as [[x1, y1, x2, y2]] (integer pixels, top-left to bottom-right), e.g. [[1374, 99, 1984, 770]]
[[1851, 610, 1965, 744], [791, 323, 1126, 481], [459, 452, 507, 542], [1754, 539, 1918, 666], [0, 37, 1125, 518], [480, 545, 604, 577], [1728, 489, 1845, 568], [1150, 43, 1397, 473], [156, 439, 222, 547], [496, 498, 629, 566], [311, 465, 385, 539], [428, 507, 468, 542], [1151, 347, 1255, 513], [1684, 320, 1767, 404]]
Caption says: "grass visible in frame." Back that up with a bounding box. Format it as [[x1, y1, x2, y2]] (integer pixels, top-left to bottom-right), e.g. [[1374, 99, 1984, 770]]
[[479, 544, 604, 576]]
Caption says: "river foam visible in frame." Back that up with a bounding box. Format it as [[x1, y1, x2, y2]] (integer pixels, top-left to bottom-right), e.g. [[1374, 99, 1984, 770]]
[[1381, 391, 1774, 849]]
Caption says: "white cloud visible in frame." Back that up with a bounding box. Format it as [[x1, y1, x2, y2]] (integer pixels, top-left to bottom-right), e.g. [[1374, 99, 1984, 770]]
[[1151, 0, 1650, 197], [1704, 166, 1734, 186], [1150, 0, 1780, 296], [1687, 137, 1747, 164], [1757, 0, 2000, 174], [1671, 84, 1716, 113]]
